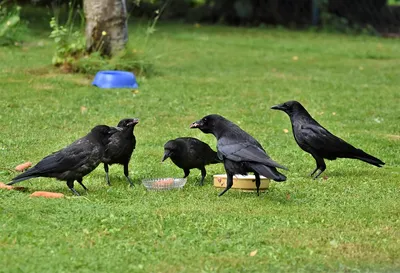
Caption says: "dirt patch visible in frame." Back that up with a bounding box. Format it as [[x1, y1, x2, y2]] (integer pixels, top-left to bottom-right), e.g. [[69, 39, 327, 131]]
[[24, 66, 54, 76], [67, 77, 92, 86], [386, 134, 400, 141], [32, 83, 56, 91]]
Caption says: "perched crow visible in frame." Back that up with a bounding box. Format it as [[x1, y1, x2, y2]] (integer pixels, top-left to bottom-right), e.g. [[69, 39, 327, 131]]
[[102, 118, 139, 187], [162, 137, 221, 185], [271, 100, 385, 178], [190, 114, 287, 196], [8, 125, 121, 195]]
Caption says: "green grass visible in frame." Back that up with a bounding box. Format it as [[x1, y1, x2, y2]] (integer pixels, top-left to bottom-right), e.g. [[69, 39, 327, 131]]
[[1, 18, 400, 273], [388, 0, 400, 6]]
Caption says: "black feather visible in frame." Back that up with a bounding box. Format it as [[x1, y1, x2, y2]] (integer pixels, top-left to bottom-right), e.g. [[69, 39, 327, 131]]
[[271, 100, 385, 179], [162, 137, 222, 185], [9, 125, 120, 195], [190, 114, 287, 196], [102, 118, 139, 186]]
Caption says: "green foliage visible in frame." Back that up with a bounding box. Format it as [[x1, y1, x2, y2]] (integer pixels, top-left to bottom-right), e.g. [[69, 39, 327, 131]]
[[316, 0, 379, 35], [319, 12, 377, 35], [49, 16, 85, 66], [49, 3, 85, 66], [0, 1, 25, 45], [49, 3, 156, 76], [388, 0, 400, 5], [73, 47, 155, 76], [1, 22, 400, 272]]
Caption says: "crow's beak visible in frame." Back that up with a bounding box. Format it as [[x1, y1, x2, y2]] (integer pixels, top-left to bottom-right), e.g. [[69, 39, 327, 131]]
[[161, 151, 171, 162], [271, 104, 284, 111], [190, 121, 200, 128], [128, 118, 139, 126]]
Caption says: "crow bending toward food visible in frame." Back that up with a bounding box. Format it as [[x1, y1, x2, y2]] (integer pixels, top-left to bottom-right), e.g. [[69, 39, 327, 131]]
[[8, 125, 121, 195], [271, 100, 385, 179], [102, 118, 139, 187], [190, 114, 287, 196], [162, 137, 221, 185]]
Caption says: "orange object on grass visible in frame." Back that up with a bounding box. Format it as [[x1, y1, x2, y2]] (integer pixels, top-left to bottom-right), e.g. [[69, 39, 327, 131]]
[[0, 182, 26, 191], [0, 182, 13, 190], [30, 191, 65, 198], [15, 162, 32, 172]]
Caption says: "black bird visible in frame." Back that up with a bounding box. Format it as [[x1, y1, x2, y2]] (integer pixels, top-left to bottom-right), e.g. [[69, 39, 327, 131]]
[[8, 125, 121, 195], [102, 118, 139, 187], [102, 118, 139, 186], [190, 114, 287, 196], [271, 100, 385, 179], [162, 137, 221, 185]]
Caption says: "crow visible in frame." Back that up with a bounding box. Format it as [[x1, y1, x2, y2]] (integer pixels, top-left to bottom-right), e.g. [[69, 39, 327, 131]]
[[162, 137, 222, 185], [102, 118, 139, 187], [8, 125, 121, 195], [271, 100, 385, 179], [190, 114, 287, 196]]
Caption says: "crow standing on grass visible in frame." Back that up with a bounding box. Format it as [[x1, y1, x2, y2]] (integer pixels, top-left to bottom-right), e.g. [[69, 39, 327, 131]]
[[271, 100, 385, 179], [102, 118, 139, 187], [190, 114, 287, 196], [162, 137, 222, 185], [8, 125, 121, 195]]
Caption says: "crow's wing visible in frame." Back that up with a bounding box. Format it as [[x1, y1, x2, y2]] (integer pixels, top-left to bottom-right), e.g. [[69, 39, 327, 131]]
[[104, 133, 129, 160], [300, 124, 384, 165], [300, 124, 357, 156], [218, 142, 287, 170], [34, 140, 95, 174]]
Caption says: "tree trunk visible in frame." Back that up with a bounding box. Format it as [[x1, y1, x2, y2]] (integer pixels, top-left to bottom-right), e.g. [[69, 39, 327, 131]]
[[84, 0, 128, 56]]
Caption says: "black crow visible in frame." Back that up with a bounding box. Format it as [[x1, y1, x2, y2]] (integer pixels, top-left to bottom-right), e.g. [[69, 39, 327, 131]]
[[271, 100, 385, 179], [8, 125, 121, 195], [102, 118, 139, 187], [190, 114, 287, 196], [162, 137, 221, 185]]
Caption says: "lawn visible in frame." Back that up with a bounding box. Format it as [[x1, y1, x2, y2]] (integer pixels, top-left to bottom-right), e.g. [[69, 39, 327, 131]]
[[0, 14, 400, 273]]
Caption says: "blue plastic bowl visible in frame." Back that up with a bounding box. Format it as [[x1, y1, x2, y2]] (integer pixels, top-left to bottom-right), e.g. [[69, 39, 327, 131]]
[[92, 70, 139, 89]]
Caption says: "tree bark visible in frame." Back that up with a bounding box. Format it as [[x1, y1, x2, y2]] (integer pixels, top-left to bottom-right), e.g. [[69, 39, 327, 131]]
[[84, 0, 128, 56]]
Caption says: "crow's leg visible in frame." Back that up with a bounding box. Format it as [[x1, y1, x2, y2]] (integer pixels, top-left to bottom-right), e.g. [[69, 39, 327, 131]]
[[104, 163, 111, 186], [310, 166, 319, 177], [313, 165, 326, 179], [219, 173, 233, 197], [310, 154, 326, 179], [76, 178, 88, 191], [123, 163, 134, 187], [254, 172, 261, 196], [67, 180, 80, 196], [199, 167, 206, 186], [183, 169, 190, 178]]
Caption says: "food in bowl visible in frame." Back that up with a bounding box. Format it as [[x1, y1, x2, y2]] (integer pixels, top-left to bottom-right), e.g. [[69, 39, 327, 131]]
[[142, 178, 187, 191]]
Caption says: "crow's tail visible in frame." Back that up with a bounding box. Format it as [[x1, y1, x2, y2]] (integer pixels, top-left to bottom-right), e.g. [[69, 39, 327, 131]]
[[250, 163, 286, 182], [352, 149, 385, 167], [8, 168, 40, 185]]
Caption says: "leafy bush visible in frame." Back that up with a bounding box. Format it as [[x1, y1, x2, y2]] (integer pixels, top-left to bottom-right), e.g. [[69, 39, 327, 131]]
[[0, 1, 25, 46], [49, 2, 85, 66], [72, 48, 155, 76], [49, 16, 85, 66], [49, 2, 157, 76]]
